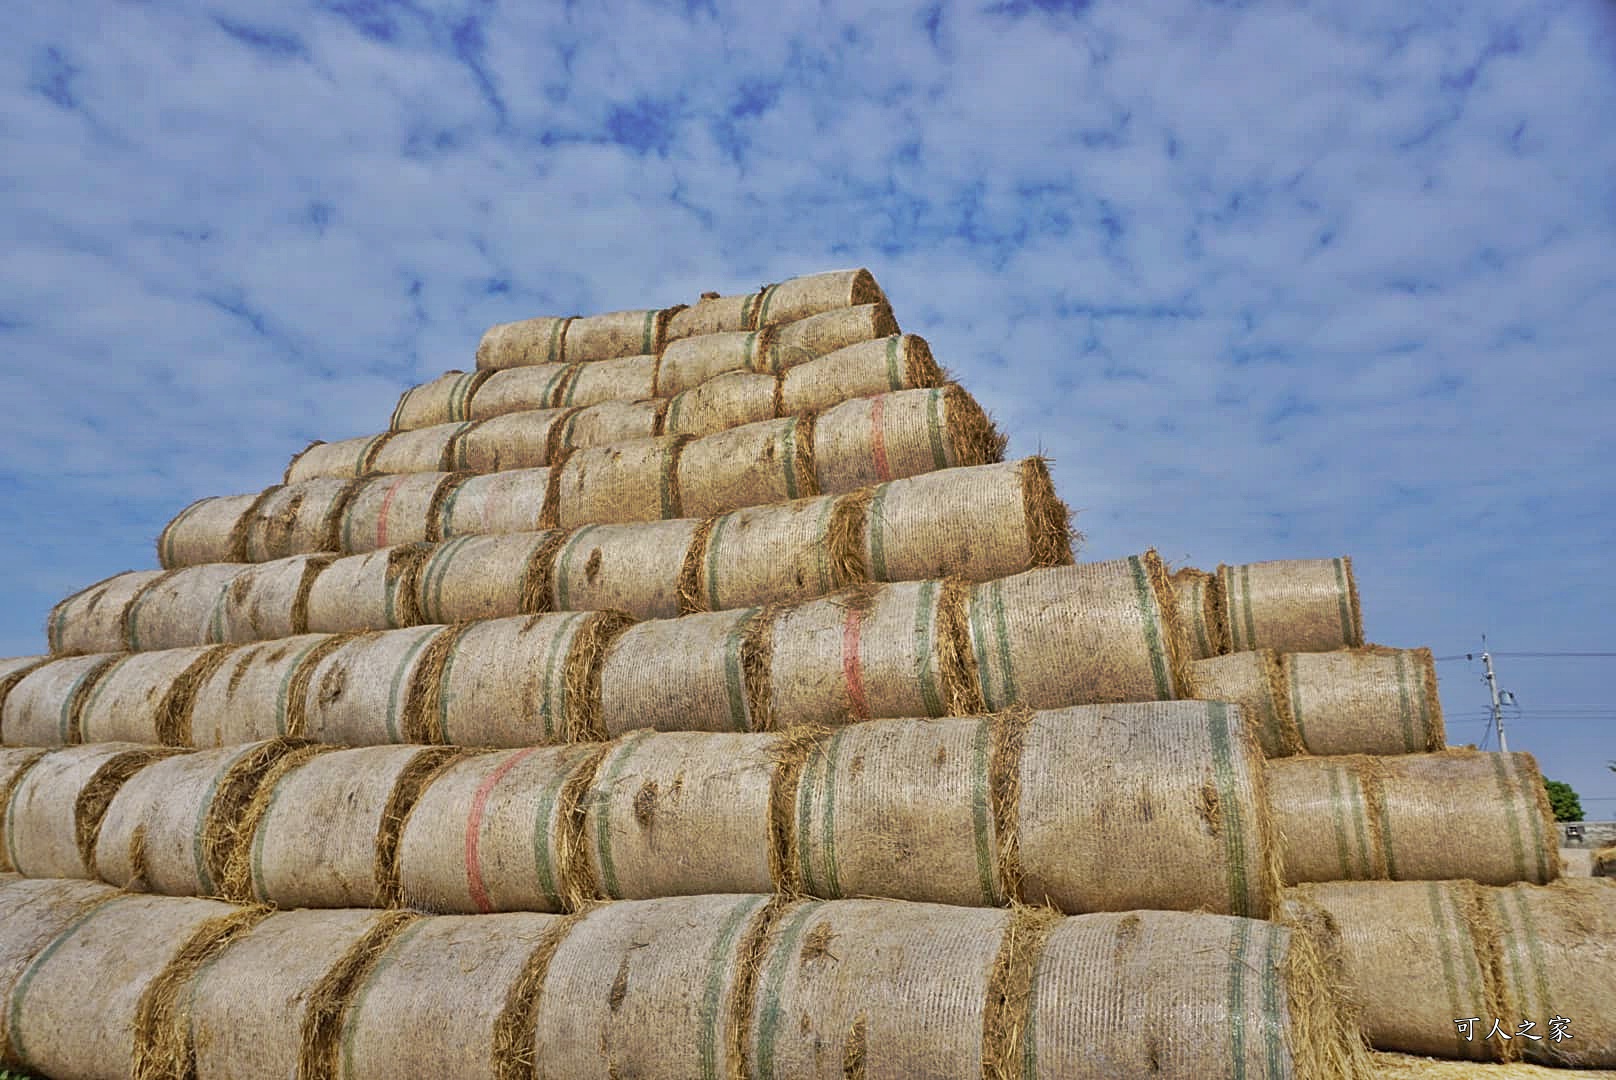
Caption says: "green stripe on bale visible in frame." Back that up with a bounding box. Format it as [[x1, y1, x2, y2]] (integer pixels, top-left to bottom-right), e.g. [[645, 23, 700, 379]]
[[189, 744, 257, 895], [969, 717, 997, 906], [924, 387, 948, 469], [1227, 916, 1251, 1080], [1325, 764, 1355, 881], [8, 899, 123, 1067], [811, 498, 836, 596], [865, 483, 892, 582], [753, 901, 823, 1080], [553, 526, 600, 611], [1207, 702, 1253, 917], [1488, 753, 1534, 884], [1240, 564, 1258, 652], [537, 613, 587, 742], [68, 656, 126, 744], [658, 443, 679, 520], [912, 580, 944, 717], [641, 310, 657, 355], [1394, 651, 1416, 753], [527, 768, 565, 911], [547, 318, 565, 365], [722, 612, 755, 732], [698, 896, 768, 1080], [1332, 557, 1353, 647], [593, 731, 654, 899], [341, 921, 426, 1080], [433, 627, 472, 746], [779, 423, 800, 502], [1262, 925, 1284, 1080], [883, 336, 902, 390], [383, 628, 441, 744], [1127, 555, 1174, 700], [704, 513, 732, 613], [1506, 887, 1555, 1026], [274, 637, 328, 737], [1424, 882, 1472, 1060], [1288, 659, 1309, 747], [816, 729, 847, 897]]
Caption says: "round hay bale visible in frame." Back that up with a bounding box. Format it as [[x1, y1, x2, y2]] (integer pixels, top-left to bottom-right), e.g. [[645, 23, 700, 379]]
[[555, 436, 689, 527], [0, 749, 46, 872], [532, 894, 770, 1080], [812, 384, 1005, 493], [688, 495, 855, 614], [123, 563, 245, 653], [740, 898, 1005, 1080], [863, 458, 1074, 584], [1017, 701, 1277, 918], [550, 399, 665, 455], [239, 477, 360, 563], [0, 657, 47, 717], [598, 609, 760, 737], [550, 520, 698, 620], [1264, 757, 1386, 884], [0, 877, 123, 1064], [438, 466, 554, 539], [1366, 1053, 1603, 1077], [78, 645, 228, 746], [764, 579, 978, 728], [777, 333, 944, 415], [1595, 846, 1616, 878], [2, 653, 120, 747], [298, 624, 453, 746], [4, 743, 176, 879], [656, 329, 777, 396], [967, 553, 1188, 712], [1284, 646, 1445, 756], [284, 432, 392, 484], [1185, 650, 1301, 757], [390, 370, 489, 431], [755, 268, 887, 329], [305, 544, 430, 634], [211, 553, 334, 645], [556, 354, 659, 408], [429, 612, 629, 747], [398, 744, 594, 913], [562, 308, 673, 363], [678, 415, 817, 519], [368, 421, 471, 474], [158, 493, 259, 569], [663, 371, 779, 437], [242, 745, 456, 908], [449, 407, 565, 472], [477, 315, 573, 371], [469, 363, 573, 421], [664, 291, 762, 341], [415, 531, 556, 624], [1171, 566, 1229, 660], [186, 634, 341, 747], [764, 302, 899, 373], [48, 570, 165, 656], [338, 911, 563, 1080], [578, 731, 775, 901], [1220, 557, 1365, 653], [339, 472, 460, 555]]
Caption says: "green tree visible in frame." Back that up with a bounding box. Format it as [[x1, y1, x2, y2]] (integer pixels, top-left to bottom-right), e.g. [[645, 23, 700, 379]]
[[1544, 779, 1584, 823]]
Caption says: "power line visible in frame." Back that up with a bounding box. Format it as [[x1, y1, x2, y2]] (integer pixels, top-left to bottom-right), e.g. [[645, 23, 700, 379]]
[[1435, 651, 1616, 661]]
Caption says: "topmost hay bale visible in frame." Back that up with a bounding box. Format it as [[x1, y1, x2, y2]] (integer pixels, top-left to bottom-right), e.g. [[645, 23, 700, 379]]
[[764, 302, 899, 373], [1220, 556, 1365, 653], [663, 289, 762, 341], [754, 267, 887, 329], [477, 315, 574, 371], [390, 370, 490, 431]]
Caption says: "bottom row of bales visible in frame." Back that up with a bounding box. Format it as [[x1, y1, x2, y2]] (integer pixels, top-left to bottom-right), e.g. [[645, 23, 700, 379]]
[[0, 875, 1368, 1080]]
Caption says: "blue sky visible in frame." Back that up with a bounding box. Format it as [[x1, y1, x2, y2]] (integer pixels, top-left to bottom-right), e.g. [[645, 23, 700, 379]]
[[3, 1, 1614, 810]]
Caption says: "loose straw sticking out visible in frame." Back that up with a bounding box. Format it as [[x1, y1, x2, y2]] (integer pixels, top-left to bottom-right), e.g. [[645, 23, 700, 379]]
[[386, 543, 434, 627], [492, 910, 589, 1080], [1204, 570, 1232, 656], [219, 743, 334, 901], [676, 517, 717, 614], [283, 440, 325, 486], [555, 744, 614, 912], [562, 610, 634, 744], [944, 383, 1009, 466], [421, 472, 470, 545], [1460, 881, 1522, 1064], [1140, 548, 1193, 700], [281, 633, 360, 739], [1018, 457, 1077, 568], [938, 576, 985, 716], [767, 726, 831, 897], [522, 530, 568, 615], [980, 905, 1063, 1080], [157, 645, 242, 747], [132, 903, 273, 1080], [198, 738, 308, 896], [401, 625, 471, 745], [298, 909, 420, 1080], [740, 606, 778, 733], [825, 489, 873, 590], [0, 658, 50, 730], [290, 554, 339, 635], [1282, 919, 1377, 1080], [724, 896, 797, 1080], [73, 748, 183, 873], [372, 747, 462, 909], [989, 706, 1033, 905], [224, 487, 283, 565]]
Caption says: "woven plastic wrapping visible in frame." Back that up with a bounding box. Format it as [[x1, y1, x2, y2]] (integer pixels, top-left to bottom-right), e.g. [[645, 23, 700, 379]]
[[359, 422, 459, 474], [664, 290, 761, 340], [663, 371, 778, 437], [1171, 566, 1228, 660], [0, 657, 48, 720], [863, 459, 1072, 584], [1266, 751, 1559, 886], [3, 654, 120, 746], [0, 749, 46, 871], [338, 472, 458, 555], [390, 369, 488, 431], [656, 329, 776, 395], [78, 646, 220, 745], [548, 520, 694, 620], [1489, 879, 1616, 1068], [552, 399, 665, 454], [284, 432, 389, 483], [563, 307, 673, 362], [239, 478, 357, 562], [450, 408, 566, 471], [123, 563, 245, 652], [47, 569, 165, 656], [212, 553, 333, 645], [187, 634, 339, 747], [306, 544, 428, 634], [158, 493, 258, 569], [766, 302, 900, 374], [690, 496, 849, 613], [1186, 650, 1301, 757], [532, 894, 770, 1080], [438, 467, 552, 538], [398, 744, 592, 913], [477, 314, 573, 370], [599, 609, 759, 737], [1220, 556, 1365, 653], [678, 416, 816, 519], [298, 624, 450, 746], [755, 268, 887, 328], [578, 731, 776, 901], [555, 437, 686, 527], [779, 334, 944, 416], [469, 364, 573, 420], [4, 743, 174, 879], [556, 354, 659, 409], [1284, 646, 1445, 756], [0, 876, 122, 1062], [340, 911, 562, 1080], [968, 554, 1187, 713], [415, 531, 554, 625], [812, 385, 1004, 493]]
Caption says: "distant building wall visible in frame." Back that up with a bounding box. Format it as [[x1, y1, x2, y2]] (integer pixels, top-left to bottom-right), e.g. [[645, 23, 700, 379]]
[[1558, 821, 1616, 848]]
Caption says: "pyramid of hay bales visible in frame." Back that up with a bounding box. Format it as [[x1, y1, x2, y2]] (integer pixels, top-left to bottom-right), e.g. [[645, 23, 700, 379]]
[[0, 268, 1609, 1079]]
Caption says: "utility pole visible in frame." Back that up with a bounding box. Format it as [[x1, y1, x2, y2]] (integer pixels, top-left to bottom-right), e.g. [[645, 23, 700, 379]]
[[1481, 649, 1508, 754]]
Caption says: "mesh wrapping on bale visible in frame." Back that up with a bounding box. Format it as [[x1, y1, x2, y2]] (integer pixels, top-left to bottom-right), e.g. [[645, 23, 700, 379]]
[[811, 384, 1005, 493], [390, 369, 489, 430], [157, 493, 259, 569], [212, 553, 333, 644], [477, 315, 574, 370], [238, 478, 359, 563], [47, 570, 165, 656], [3, 653, 119, 746], [548, 520, 698, 620], [368, 422, 468, 474], [1186, 650, 1301, 756], [563, 308, 675, 363], [338, 472, 460, 555], [778, 333, 944, 416], [655, 329, 778, 396], [755, 267, 888, 328], [121, 564, 244, 653], [1220, 556, 1365, 653], [555, 355, 659, 410], [685, 496, 852, 614], [0, 749, 46, 872], [1171, 566, 1228, 660], [438, 467, 553, 539], [298, 625, 451, 746], [664, 290, 762, 341], [451, 408, 569, 472], [549, 398, 665, 455], [598, 609, 761, 737], [414, 532, 556, 625], [305, 544, 429, 634], [677, 415, 817, 519], [0, 877, 123, 1065], [663, 370, 778, 437], [77, 646, 225, 745], [283, 431, 392, 483], [187, 634, 340, 746], [1283, 646, 1445, 756], [1266, 750, 1560, 886], [553, 436, 688, 527], [469, 364, 573, 422], [765, 302, 900, 374]]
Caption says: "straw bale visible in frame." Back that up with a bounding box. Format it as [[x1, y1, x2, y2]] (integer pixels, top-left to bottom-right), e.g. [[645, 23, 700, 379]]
[[368, 421, 471, 474], [663, 371, 779, 437], [2, 653, 119, 747], [414, 531, 553, 624], [564, 308, 674, 363], [554, 436, 689, 527], [450, 407, 566, 471], [741, 898, 1005, 1079], [48, 569, 165, 656], [579, 732, 776, 901], [4, 743, 174, 879], [477, 315, 574, 370], [1170, 566, 1229, 660], [551, 398, 665, 454], [211, 553, 334, 644], [158, 493, 259, 569], [532, 894, 770, 1080], [0, 749, 45, 872], [1490, 879, 1616, 1068], [338, 472, 459, 555], [123, 563, 245, 653], [390, 369, 489, 431], [664, 291, 762, 340], [3, 892, 236, 1080], [470, 363, 574, 420], [813, 384, 1005, 492], [298, 624, 451, 746], [656, 329, 777, 395], [438, 466, 554, 538], [239, 477, 359, 563], [284, 431, 392, 483], [305, 543, 429, 634], [1220, 556, 1365, 653], [1367, 1053, 1615, 1077], [549, 520, 698, 620], [0, 877, 122, 1064], [863, 458, 1073, 585], [678, 415, 817, 519], [598, 609, 761, 736], [76, 646, 213, 745], [1018, 701, 1276, 918], [1265, 756, 1386, 884], [690, 495, 851, 613], [1595, 846, 1616, 878], [968, 553, 1187, 713], [1186, 650, 1302, 756], [0, 657, 46, 717], [755, 268, 887, 328], [765, 302, 900, 374], [556, 354, 659, 408], [398, 744, 594, 913], [778, 333, 945, 416], [1285, 646, 1446, 756], [186, 633, 341, 747]]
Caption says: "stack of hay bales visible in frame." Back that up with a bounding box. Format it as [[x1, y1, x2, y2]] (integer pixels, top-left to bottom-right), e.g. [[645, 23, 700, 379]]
[[0, 267, 1604, 1077]]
